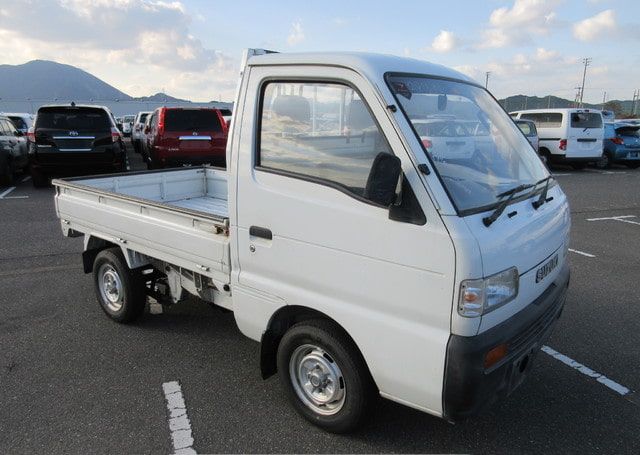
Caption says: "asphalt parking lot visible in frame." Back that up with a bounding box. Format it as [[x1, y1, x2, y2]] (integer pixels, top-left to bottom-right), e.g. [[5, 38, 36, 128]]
[[1, 143, 639, 454]]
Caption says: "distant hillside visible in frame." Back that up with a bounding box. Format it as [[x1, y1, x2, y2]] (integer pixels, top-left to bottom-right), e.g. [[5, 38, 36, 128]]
[[0, 60, 132, 101], [132, 92, 187, 103], [499, 94, 635, 115], [0, 60, 214, 104]]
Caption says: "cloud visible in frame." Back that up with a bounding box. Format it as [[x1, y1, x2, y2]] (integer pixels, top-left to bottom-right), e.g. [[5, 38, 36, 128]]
[[0, 0, 238, 101], [478, 0, 560, 48], [534, 47, 560, 61], [430, 30, 459, 53], [287, 21, 305, 46], [572, 10, 616, 42]]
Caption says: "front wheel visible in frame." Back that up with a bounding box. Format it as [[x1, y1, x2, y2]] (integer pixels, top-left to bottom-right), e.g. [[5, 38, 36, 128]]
[[277, 320, 375, 433], [93, 248, 146, 323]]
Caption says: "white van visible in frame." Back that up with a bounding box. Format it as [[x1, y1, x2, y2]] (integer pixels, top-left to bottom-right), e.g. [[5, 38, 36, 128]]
[[510, 108, 604, 168], [53, 50, 571, 432]]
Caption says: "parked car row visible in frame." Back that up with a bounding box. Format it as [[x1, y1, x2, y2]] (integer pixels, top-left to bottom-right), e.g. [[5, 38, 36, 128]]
[[0, 103, 232, 188], [509, 108, 640, 170]]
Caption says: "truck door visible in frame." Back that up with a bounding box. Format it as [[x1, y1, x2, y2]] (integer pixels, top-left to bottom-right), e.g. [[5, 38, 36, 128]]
[[232, 65, 456, 413]]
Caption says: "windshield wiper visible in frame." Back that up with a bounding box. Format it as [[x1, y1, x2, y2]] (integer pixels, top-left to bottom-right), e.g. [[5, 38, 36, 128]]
[[483, 183, 535, 227], [532, 176, 555, 209]]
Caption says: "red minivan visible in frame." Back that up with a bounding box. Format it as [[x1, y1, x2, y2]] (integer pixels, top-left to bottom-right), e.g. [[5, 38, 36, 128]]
[[145, 107, 228, 169]]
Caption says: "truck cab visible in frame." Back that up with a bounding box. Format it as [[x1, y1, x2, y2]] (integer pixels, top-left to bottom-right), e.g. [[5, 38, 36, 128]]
[[54, 50, 570, 433]]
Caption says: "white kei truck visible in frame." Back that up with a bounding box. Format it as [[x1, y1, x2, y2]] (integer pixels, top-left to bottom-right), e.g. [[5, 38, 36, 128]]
[[54, 49, 571, 433]]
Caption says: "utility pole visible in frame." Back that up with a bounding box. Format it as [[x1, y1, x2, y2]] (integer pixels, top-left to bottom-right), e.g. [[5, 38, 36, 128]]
[[601, 91, 607, 109], [485, 71, 491, 89], [574, 87, 582, 107], [633, 89, 639, 116], [579, 57, 591, 107], [547, 95, 551, 108]]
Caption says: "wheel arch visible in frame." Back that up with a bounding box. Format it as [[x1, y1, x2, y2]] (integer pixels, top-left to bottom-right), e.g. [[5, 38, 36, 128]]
[[259, 305, 375, 388], [82, 235, 150, 273]]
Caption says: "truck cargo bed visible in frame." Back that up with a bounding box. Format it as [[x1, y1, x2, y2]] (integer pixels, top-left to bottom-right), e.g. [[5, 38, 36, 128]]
[[53, 167, 231, 288]]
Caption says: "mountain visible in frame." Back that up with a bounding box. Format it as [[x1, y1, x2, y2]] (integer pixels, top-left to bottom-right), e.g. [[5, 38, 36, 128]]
[[0, 60, 132, 101], [132, 92, 187, 103], [498, 94, 636, 115]]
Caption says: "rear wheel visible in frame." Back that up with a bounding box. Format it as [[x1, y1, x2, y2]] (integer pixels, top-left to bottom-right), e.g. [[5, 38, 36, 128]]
[[596, 152, 613, 169], [31, 168, 49, 188], [0, 156, 14, 187], [93, 248, 146, 323], [277, 320, 375, 433]]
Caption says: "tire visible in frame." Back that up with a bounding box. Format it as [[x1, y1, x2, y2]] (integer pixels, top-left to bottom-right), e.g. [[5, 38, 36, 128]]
[[595, 152, 613, 169], [277, 319, 375, 433], [626, 162, 640, 169], [31, 168, 49, 188], [93, 247, 146, 323], [0, 153, 15, 186]]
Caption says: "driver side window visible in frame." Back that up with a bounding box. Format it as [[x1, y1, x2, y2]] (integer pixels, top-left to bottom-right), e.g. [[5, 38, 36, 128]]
[[257, 81, 394, 202]]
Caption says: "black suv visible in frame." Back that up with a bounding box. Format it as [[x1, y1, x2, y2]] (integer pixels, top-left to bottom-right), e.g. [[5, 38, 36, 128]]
[[29, 104, 128, 187]]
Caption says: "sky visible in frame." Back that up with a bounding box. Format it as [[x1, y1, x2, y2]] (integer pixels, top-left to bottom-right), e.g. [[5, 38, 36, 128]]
[[0, 0, 638, 103]]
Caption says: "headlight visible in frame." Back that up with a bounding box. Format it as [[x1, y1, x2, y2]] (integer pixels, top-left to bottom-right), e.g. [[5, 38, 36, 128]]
[[458, 267, 519, 317]]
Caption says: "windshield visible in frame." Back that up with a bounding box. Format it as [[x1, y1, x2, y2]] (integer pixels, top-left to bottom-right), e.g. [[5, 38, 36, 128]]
[[36, 107, 111, 132], [386, 74, 548, 213], [164, 109, 222, 132], [571, 112, 602, 129]]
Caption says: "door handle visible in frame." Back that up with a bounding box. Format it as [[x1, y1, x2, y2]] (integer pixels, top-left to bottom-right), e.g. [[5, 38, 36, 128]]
[[249, 226, 272, 240]]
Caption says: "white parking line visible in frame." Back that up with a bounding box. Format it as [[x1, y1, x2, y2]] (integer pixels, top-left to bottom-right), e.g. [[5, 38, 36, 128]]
[[541, 345, 631, 396], [0, 186, 17, 198], [162, 381, 197, 455], [568, 248, 596, 258], [587, 215, 640, 226], [552, 173, 571, 177], [21, 175, 31, 182]]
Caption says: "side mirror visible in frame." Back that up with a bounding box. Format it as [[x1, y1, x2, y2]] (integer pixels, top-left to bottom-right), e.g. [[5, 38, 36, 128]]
[[363, 152, 401, 206]]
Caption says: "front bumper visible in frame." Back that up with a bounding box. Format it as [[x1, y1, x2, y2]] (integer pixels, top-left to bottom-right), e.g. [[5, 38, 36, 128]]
[[443, 263, 570, 421]]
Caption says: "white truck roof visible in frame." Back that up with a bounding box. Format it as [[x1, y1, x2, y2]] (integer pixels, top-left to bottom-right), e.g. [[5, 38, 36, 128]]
[[511, 108, 603, 114], [247, 52, 476, 86]]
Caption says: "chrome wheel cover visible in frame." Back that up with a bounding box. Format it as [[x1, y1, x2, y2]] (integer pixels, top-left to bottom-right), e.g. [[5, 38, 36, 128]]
[[98, 264, 124, 312], [289, 344, 346, 415]]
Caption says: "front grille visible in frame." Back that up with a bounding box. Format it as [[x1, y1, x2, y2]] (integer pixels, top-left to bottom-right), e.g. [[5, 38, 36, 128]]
[[509, 284, 562, 354]]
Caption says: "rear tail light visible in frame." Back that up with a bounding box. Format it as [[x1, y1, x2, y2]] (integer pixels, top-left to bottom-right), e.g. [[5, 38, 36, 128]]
[[158, 110, 165, 135], [421, 139, 433, 149], [26, 127, 35, 143], [559, 139, 567, 151], [111, 127, 122, 143], [611, 137, 624, 145]]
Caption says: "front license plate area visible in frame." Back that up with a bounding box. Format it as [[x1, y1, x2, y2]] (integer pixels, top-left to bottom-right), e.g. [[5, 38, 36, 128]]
[[536, 254, 558, 284]]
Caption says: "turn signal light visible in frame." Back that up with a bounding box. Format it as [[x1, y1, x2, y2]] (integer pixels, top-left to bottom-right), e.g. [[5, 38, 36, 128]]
[[484, 344, 508, 369]]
